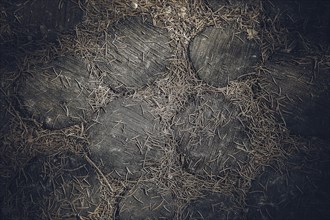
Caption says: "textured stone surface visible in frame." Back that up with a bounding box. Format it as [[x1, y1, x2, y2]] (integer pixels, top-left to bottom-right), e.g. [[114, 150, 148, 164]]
[[206, 0, 239, 11], [119, 182, 175, 219], [88, 97, 164, 179], [182, 192, 241, 220], [173, 93, 248, 176], [246, 139, 330, 220], [95, 16, 172, 91], [261, 59, 330, 139], [18, 56, 93, 129], [1, 0, 83, 41], [0, 154, 101, 220], [189, 25, 259, 87], [0, 94, 10, 134]]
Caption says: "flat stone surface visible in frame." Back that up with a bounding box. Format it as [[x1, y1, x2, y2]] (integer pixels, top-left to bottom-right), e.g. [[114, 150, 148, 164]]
[[189, 25, 259, 87], [0, 94, 10, 134], [173, 93, 248, 177], [1, 154, 102, 220], [95, 16, 172, 91], [0, 66, 16, 134], [2, 0, 83, 41], [18, 56, 93, 129], [206, 0, 241, 11], [88, 97, 164, 179], [182, 192, 241, 220], [261, 59, 330, 139], [246, 139, 330, 220], [119, 182, 175, 219]]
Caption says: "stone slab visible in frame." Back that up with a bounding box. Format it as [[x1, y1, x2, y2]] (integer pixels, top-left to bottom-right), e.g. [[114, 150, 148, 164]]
[[182, 192, 241, 220], [189, 25, 259, 87], [0, 154, 101, 219], [88, 97, 164, 179], [0, 94, 10, 134], [173, 93, 248, 177], [119, 182, 175, 219], [2, 0, 83, 41], [95, 16, 172, 91], [246, 139, 330, 219], [262, 60, 330, 139], [18, 56, 93, 129]]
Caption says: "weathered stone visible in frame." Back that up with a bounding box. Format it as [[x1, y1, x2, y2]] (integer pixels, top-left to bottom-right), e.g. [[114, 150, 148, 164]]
[[182, 192, 241, 220], [0, 94, 10, 134], [189, 24, 259, 87], [0, 65, 17, 134], [95, 16, 172, 91], [173, 93, 248, 177], [206, 0, 245, 11], [262, 0, 330, 49], [2, 0, 83, 41], [261, 58, 330, 139], [119, 182, 175, 219], [88, 97, 164, 179], [18, 56, 93, 129], [0, 153, 102, 220], [246, 139, 330, 220]]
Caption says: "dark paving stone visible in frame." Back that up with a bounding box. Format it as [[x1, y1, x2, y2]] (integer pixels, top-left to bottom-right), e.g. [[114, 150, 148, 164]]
[[18, 56, 93, 129], [0, 66, 16, 134], [88, 97, 165, 180], [261, 58, 330, 139], [95, 16, 172, 91], [246, 139, 330, 220], [189, 24, 259, 87], [1, 0, 83, 41], [182, 192, 241, 220], [119, 182, 175, 219], [262, 0, 330, 48], [0, 94, 10, 134], [173, 93, 249, 177], [206, 0, 246, 11], [0, 153, 101, 220]]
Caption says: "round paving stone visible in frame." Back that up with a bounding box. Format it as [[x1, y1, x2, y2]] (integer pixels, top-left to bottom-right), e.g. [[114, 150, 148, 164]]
[[189, 25, 259, 87], [173, 93, 249, 177], [119, 182, 175, 219], [95, 16, 172, 91], [88, 97, 165, 180], [18, 56, 93, 129]]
